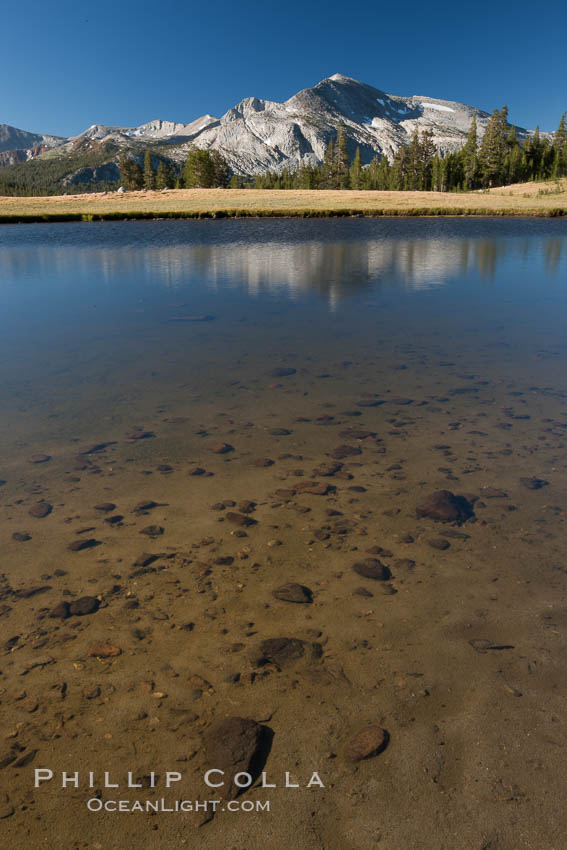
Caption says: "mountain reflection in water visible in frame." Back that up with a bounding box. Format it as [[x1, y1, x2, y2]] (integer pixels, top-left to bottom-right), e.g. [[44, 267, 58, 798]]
[[0, 219, 564, 307]]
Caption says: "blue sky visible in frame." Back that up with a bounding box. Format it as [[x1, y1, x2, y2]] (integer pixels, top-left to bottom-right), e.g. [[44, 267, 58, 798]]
[[3, 0, 565, 136]]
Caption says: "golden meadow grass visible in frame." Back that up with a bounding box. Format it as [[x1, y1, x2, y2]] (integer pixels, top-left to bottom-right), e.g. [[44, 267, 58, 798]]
[[1, 180, 566, 222]]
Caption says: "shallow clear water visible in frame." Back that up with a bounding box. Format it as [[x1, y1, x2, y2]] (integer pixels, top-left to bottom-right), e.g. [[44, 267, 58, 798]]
[[0, 218, 566, 454], [1, 218, 567, 848]]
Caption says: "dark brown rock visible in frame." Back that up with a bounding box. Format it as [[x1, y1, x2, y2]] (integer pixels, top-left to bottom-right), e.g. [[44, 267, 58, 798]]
[[295, 481, 333, 495], [481, 487, 508, 498], [269, 367, 296, 378], [274, 488, 296, 499], [126, 430, 155, 441], [226, 512, 256, 527], [104, 514, 123, 525], [254, 457, 274, 467], [331, 445, 362, 459], [88, 641, 121, 658], [238, 500, 256, 514], [69, 596, 99, 616], [68, 538, 100, 551], [205, 717, 269, 800], [269, 428, 292, 436], [352, 559, 391, 581], [312, 462, 343, 477], [12, 532, 31, 542], [441, 529, 470, 539], [428, 537, 450, 550], [80, 442, 116, 454], [28, 502, 52, 518], [12, 585, 51, 599], [27, 454, 51, 464], [49, 601, 70, 619], [133, 500, 158, 513], [345, 726, 389, 760], [140, 525, 164, 537], [188, 467, 206, 476], [94, 502, 116, 512], [416, 490, 474, 523], [393, 558, 416, 570], [272, 583, 313, 603], [209, 443, 234, 454], [133, 553, 158, 567], [520, 477, 549, 490], [339, 429, 376, 440], [254, 637, 307, 668]]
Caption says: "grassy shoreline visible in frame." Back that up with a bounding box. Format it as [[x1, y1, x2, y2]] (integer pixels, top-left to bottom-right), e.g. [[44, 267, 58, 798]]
[[1, 183, 566, 223], [1, 208, 566, 224]]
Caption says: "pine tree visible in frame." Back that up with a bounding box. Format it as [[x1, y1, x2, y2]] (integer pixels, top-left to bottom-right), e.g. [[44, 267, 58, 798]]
[[143, 149, 155, 190], [335, 124, 351, 189], [552, 113, 567, 177], [349, 147, 363, 189], [156, 160, 174, 190], [390, 146, 408, 190], [130, 162, 144, 190], [406, 129, 421, 190], [211, 150, 229, 187], [462, 115, 478, 189], [321, 138, 336, 188], [118, 153, 137, 189], [479, 108, 507, 187], [184, 149, 215, 188], [420, 130, 436, 190]]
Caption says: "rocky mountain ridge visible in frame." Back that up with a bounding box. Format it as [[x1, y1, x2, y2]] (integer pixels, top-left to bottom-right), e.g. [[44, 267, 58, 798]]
[[1, 74, 535, 184]]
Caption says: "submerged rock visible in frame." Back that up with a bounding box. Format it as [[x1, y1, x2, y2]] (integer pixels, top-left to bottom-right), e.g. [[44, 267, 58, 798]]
[[133, 500, 158, 513], [272, 583, 313, 603], [49, 601, 70, 619], [252, 637, 322, 668], [140, 525, 164, 537], [428, 537, 450, 550], [520, 477, 549, 490], [352, 559, 391, 581], [331, 445, 362, 459], [69, 596, 99, 615], [94, 502, 116, 512], [226, 512, 256, 527], [28, 503, 52, 518], [209, 443, 234, 454], [269, 367, 296, 378], [88, 641, 121, 658], [68, 538, 100, 551], [345, 726, 389, 761], [27, 454, 51, 464], [416, 490, 474, 523], [12, 532, 31, 542], [205, 717, 270, 800], [254, 457, 274, 467]]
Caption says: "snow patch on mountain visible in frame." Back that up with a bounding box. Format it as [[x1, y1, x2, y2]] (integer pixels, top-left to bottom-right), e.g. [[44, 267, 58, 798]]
[[421, 103, 455, 113]]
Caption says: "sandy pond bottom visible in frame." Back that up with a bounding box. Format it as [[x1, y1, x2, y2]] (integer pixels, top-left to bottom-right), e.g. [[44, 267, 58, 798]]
[[0, 218, 567, 849]]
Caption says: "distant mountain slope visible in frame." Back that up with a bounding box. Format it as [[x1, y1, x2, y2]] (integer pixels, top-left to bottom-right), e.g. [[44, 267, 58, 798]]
[[0, 123, 64, 154], [0, 74, 537, 188]]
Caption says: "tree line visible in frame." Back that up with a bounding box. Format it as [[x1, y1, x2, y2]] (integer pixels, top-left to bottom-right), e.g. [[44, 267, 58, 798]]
[[1, 108, 565, 197], [246, 110, 567, 191], [118, 148, 230, 190]]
